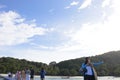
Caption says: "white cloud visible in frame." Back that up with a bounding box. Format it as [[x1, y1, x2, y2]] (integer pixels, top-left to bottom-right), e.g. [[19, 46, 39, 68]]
[[5, 45, 88, 64], [102, 0, 111, 8], [70, 1, 79, 6], [78, 0, 92, 10], [65, 6, 71, 9], [65, 1, 79, 9], [49, 0, 120, 61], [0, 11, 50, 46], [64, 0, 120, 55]]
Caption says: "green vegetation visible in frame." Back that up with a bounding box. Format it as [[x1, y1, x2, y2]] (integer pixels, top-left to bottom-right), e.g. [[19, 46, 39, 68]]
[[0, 51, 120, 76]]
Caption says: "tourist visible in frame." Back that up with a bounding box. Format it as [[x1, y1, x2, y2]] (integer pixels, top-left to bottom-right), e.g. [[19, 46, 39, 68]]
[[21, 70, 26, 80], [80, 57, 103, 80], [40, 68, 46, 80], [30, 67, 34, 80], [25, 68, 30, 80]]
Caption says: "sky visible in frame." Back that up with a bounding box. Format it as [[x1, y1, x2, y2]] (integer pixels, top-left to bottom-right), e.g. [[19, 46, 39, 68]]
[[0, 0, 120, 64]]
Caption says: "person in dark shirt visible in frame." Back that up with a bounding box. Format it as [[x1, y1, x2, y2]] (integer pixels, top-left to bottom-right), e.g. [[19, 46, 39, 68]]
[[30, 67, 34, 80], [40, 68, 46, 80]]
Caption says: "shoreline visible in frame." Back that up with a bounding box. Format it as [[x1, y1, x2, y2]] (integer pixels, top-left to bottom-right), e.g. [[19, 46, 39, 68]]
[[0, 74, 120, 78]]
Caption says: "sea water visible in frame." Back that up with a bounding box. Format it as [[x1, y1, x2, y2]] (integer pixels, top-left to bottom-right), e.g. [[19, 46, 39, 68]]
[[1, 74, 120, 80], [34, 76, 120, 80]]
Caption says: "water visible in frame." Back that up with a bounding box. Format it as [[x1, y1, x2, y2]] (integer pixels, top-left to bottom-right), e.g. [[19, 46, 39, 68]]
[[34, 76, 120, 80], [1, 74, 120, 80]]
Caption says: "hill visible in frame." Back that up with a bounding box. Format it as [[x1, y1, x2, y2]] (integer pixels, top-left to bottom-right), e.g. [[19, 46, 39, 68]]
[[0, 57, 47, 75], [56, 51, 120, 76], [0, 51, 120, 76]]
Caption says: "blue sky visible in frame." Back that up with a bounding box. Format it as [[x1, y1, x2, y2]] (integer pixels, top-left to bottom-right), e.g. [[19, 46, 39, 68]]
[[0, 0, 120, 64]]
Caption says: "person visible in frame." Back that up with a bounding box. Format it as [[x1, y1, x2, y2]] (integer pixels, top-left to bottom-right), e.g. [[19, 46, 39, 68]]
[[14, 71, 18, 80], [40, 68, 46, 80], [80, 57, 103, 80], [25, 68, 30, 80], [21, 70, 26, 80], [14, 71, 21, 80], [18, 71, 21, 80], [30, 67, 34, 80], [6, 72, 13, 80]]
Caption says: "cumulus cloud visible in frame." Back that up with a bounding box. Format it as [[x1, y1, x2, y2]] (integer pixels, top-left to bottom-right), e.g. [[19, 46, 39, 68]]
[[64, 0, 120, 55], [65, 1, 79, 9], [78, 0, 92, 10], [0, 11, 50, 46], [102, 0, 111, 8], [70, 1, 79, 6]]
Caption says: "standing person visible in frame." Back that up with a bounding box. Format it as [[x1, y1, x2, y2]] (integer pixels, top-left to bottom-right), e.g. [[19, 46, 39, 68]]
[[14, 71, 18, 80], [21, 70, 26, 80], [40, 68, 46, 80], [30, 67, 34, 80], [6, 72, 13, 80], [25, 68, 30, 80], [80, 57, 103, 80], [17, 71, 21, 80]]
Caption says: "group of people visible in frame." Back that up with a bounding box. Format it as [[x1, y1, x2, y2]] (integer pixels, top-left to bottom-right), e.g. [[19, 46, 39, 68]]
[[6, 67, 46, 80], [14, 68, 31, 80], [6, 57, 103, 80]]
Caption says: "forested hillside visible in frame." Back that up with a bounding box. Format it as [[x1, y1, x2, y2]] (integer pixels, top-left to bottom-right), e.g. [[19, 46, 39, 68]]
[[0, 51, 120, 76], [57, 51, 120, 76], [0, 57, 47, 75]]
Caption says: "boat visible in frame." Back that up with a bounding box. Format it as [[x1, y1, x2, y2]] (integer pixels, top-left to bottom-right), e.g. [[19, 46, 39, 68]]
[[61, 76, 70, 79]]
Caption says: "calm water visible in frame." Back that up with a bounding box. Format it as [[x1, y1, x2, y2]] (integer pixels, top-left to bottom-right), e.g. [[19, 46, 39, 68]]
[[1, 74, 120, 80], [34, 76, 120, 80]]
